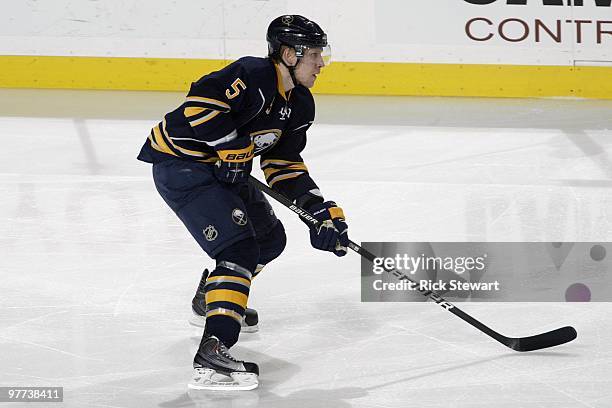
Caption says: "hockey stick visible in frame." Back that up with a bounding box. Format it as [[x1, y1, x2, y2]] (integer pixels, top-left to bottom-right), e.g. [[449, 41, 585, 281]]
[[249, 176, 577, 352]]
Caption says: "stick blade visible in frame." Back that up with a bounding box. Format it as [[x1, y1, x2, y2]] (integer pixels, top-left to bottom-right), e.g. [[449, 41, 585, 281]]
[[510, 326, 577, 352]]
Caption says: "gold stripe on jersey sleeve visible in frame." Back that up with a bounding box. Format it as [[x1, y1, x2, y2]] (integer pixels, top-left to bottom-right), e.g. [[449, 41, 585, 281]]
[[263, 163, 308, 179], [268, 172, 304, 187], [184, 107, 207, 117], [148, 133, 174, 156], [161, 119, 208, 158], [261, 159, 305, 168], [185, 96, 230, 111], [151, 127, 179, 156], [206, 289, 248, 309], [148, 132, 162, 151], [189, 110, 221, 127], [263, 167, 282, 178]]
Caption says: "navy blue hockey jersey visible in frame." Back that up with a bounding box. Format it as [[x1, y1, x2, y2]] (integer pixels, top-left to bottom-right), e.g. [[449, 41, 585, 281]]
[[137, 56, 319, 201]]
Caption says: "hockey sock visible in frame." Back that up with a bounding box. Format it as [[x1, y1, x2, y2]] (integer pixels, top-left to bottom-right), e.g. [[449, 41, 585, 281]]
[[252, 222, 286, 278], [204, 237, 259, 348]]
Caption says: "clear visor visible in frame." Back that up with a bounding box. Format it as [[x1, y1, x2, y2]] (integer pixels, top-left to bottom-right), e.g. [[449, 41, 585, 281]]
[[299, 45, 332, 66]]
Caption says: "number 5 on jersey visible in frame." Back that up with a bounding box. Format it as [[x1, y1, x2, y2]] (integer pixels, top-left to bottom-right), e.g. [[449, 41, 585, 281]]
[[226, 78, 247, 100]]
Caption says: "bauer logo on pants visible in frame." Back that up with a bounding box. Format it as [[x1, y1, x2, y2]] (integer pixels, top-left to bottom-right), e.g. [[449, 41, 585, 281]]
[[203, 225, 218, 241], [232, 209, 248, 226]]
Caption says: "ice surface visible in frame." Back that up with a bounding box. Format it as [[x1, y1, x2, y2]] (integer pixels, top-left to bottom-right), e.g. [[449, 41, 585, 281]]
[[1, 89, 611, 407]]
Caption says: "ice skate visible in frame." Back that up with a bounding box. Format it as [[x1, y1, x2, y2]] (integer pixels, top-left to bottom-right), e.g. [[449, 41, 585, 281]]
[[189, 334, 259, 391], [189, 269, 259, 333]]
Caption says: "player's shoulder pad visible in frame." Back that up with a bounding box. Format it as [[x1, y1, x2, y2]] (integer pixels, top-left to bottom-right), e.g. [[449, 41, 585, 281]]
[[193, 56, 273, 87], [232, 56, 276, 84]]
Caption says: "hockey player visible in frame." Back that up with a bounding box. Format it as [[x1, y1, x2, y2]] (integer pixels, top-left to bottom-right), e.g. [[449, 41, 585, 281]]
[[137, 15, 349, 390]]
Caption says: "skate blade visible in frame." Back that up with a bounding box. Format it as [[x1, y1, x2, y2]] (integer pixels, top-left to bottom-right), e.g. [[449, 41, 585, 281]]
[[189, 313, 259, 333], [188, 368, 258, 391]]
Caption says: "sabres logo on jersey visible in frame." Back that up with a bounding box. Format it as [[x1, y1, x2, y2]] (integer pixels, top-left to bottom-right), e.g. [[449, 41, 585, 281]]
[[251, 129, 282, 154]]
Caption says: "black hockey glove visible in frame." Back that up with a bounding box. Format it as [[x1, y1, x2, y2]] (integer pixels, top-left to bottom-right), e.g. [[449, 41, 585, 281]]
[[214, 137, 254, 184], [306, 201, 349, 257]]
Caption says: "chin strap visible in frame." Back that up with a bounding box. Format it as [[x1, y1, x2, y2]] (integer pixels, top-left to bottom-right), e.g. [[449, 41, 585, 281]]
[[280, 58, 299, 88]]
